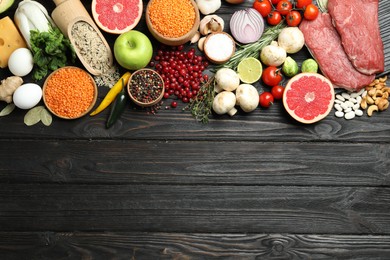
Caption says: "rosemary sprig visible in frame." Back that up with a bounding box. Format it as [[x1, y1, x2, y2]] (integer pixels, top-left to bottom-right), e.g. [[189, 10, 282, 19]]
[[187, 76, 216, 124], [216, 22, 286, 71]]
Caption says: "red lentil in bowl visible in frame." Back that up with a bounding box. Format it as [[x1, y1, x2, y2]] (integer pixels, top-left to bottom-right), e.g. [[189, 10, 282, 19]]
[[146, 0, 200, 46], [43, 66, 97, 119], [127, 69, 165, 107]]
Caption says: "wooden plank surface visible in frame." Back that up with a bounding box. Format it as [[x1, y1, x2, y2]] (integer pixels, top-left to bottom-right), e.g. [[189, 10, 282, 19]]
[[1, 232, 390, 260], [1, 0, 390, 259]]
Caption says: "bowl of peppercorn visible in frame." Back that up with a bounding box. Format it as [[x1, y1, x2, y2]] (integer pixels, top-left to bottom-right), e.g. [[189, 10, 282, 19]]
[[145, 0, 200, 46], [127, 68, 165, 107]]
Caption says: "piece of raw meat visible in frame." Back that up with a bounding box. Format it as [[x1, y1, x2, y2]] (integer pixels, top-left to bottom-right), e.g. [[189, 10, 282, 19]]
[[328, 0, 384, 75], [299, 13, 375, 91]]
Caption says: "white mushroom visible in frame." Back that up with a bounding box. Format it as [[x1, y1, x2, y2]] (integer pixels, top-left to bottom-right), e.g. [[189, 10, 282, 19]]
[[199, 15, 224, 35], [212, 91, 237, 116], [214, 68, 240, 93], [235, 84, 259, 113], [196, 0, 221, 15]]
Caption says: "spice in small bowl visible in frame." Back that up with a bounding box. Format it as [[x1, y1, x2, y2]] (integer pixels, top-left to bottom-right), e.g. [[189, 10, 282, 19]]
[[43, 66, 97, 119], [127, 69, 165, 107], [146, 0, 200, 46]]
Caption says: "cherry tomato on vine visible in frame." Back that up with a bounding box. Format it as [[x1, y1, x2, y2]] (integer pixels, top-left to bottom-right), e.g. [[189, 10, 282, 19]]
[[271, 85, 285, 100], [262, 66, 283, 86], [296, 0, 312, 8], [253, 0, 272, 18], [286, 10, 302, 27], [276, 0, 293, 16], [267, 11, 282, 25], [304, 4, 319, 20], [259, 92, 274, 108], [271, 0, 282, 4]]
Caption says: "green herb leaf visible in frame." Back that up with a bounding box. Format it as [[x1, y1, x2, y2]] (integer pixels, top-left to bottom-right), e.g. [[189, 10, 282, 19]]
[[30, 24, 76, 81], [24, 106, 44, 126], [40, 108, 53, 126], [0, 103, 16, 116]]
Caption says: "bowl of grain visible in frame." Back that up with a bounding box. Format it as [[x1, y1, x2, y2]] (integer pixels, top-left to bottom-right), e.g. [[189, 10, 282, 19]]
[[127, 69, 164, 107], [146, 0, 200, 46], [43, 66, 98, 119]]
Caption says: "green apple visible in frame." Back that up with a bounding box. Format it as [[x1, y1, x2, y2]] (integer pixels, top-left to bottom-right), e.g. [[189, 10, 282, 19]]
[[114, 30, 153, 70]]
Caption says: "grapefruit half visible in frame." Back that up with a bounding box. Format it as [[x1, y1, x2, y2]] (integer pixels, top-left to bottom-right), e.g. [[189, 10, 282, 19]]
[[92, 0, 143, 34], [283, 73, 335, 124]]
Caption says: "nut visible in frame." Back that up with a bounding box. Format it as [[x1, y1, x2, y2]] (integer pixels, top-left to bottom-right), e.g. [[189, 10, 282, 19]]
[[366, 95, 375, 105], [367, 104, 378, 117], [360, 96, 368, 109], [368, 87, 377, 96], [379, 75, 387, 83], [377, 98, 389, 111]]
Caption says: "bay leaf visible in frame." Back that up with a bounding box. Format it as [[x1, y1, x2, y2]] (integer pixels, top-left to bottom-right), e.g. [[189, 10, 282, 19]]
[[24, 106, 44, 126], [40, 108, 53, 126], [0, 103, 16, 117]]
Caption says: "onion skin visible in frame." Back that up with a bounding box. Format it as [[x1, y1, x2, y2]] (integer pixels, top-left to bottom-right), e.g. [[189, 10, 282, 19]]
[[225, 0, 245, 4], [230, 8, 265, 44]]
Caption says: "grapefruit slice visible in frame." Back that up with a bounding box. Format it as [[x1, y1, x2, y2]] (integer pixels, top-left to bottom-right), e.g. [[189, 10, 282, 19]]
[[92, 0, 143, 34], [283, 73, 335, 124]]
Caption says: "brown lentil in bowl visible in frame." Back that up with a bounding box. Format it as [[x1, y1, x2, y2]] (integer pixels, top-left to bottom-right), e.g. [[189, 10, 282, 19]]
[[127, 69, 164, 107]]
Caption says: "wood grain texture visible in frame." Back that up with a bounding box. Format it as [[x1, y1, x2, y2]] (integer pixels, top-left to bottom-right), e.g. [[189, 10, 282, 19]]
[[0, 0, 390, 258], [0, 140, 389, 186], [1, 183, 390, 233], [0, 232, 390, 260]]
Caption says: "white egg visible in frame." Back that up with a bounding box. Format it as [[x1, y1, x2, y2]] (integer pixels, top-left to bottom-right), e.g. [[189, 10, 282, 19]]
[[8, 48, 34, 77], [13, 83, 42, 109]]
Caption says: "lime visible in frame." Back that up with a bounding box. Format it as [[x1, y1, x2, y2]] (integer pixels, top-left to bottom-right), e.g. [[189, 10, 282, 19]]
[[237, 57, 262, 84]]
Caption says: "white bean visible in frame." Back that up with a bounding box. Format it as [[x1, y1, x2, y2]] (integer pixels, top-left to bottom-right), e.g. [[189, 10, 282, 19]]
[[336, 94, 345, 101], [356, 88, 366, 96], [340, 102, 349, 110], [354, 109, 363, 116], [344, 111, 355, 120], [345, 100, 354, 108], [334, 103, 343, 111], [335, 111, 344, 118], [350, 92, 359, 98], [353, 103, 360, 110], [349, 98, 357, 104], [341, 92, 351, 99], [335, 99, 343, 104], [356, 96, 362, 104], [344, 107, 352, 113]]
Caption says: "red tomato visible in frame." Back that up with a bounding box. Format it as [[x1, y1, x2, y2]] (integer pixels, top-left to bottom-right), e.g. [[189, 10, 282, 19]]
[[262, 66, 283, 86], [259, 92, 274, 108], [286, 10, 302, 27], [304, 4, 319, 20], [271, 0, 282, 4], [276, 0, 293, 16], [253, 0, 272, 18], [267, 11, 282, 25], [296, 0, 312, 8], [271, 85, 285, 100]]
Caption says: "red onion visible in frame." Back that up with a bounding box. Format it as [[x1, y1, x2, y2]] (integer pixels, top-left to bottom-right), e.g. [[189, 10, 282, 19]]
[[229, 8, 265, 44]]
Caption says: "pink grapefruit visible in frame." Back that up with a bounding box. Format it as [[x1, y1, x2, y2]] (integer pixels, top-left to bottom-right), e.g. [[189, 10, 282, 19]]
[[283, 73, 335, 124], [92, 0, 143, 34]]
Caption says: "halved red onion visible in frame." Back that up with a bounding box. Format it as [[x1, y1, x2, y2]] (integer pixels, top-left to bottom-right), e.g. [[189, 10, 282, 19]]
[[229, 8, 265, 44]]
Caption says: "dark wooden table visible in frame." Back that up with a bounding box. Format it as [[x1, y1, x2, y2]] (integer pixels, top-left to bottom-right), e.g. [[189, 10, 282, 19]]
[[1, 0, 390, 259]]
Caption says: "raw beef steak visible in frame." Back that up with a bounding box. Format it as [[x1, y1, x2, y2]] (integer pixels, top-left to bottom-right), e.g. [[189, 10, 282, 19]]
[[299, 13, 375, 91], [328, 0, 384, 75]]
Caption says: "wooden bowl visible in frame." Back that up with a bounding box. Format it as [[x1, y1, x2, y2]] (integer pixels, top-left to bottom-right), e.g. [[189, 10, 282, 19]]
[[145, 0, 200, 46], [43, 66, 98, 119], [127, 69, 164, 107]]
